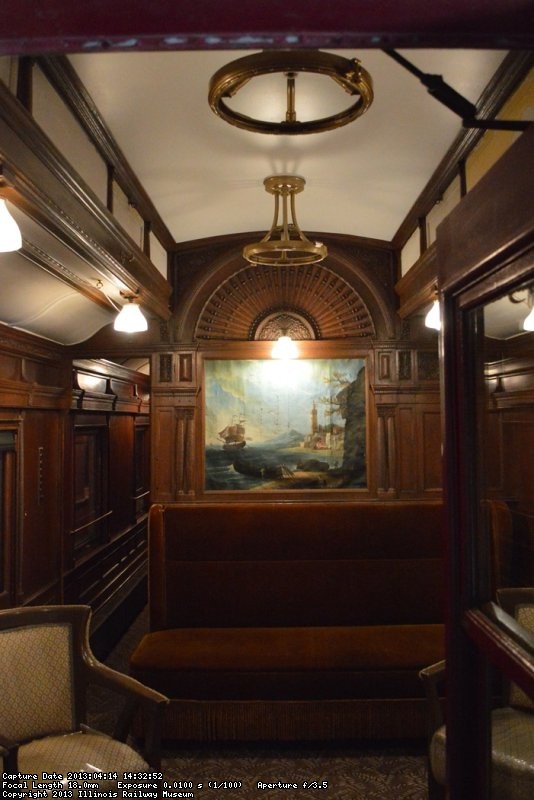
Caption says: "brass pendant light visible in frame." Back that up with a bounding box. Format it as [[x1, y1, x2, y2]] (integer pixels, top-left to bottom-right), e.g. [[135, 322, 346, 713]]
[[209, 50, 373, 135], [243, 175, 327, 267]]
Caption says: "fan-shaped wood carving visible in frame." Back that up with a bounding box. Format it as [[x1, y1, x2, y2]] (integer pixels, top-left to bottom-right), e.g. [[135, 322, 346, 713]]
[[195, 263, 375, 340]]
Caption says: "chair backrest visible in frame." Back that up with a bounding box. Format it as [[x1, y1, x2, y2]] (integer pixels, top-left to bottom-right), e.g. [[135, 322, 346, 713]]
[[496, 587, 534, 710], [0, 605, 91, 743]]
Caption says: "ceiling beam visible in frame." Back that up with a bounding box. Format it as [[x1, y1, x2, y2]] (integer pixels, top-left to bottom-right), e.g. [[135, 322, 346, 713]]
[[0, 1, 533, 54]]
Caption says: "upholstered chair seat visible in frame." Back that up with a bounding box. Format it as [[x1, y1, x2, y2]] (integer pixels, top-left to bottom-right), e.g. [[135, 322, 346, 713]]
[[0, 605, 168, 795], [420, 587, 534, 800], [429, 705, 534, 799]]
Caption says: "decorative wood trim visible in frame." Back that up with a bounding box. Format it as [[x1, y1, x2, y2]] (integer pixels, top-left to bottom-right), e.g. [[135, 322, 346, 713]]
[[172, 231, 397, 342], [72, 358, 150, 413], [20, 240, 116, 312], [464, 607, 534, 697], [438, 126, 534, 294], [16, 56, 33, 110], [395, 242, 438, 318], [0, 322, 70, 409], [0, 80, 172, 321], [393, 51, 534, 251], [196, 262, 376, 341], [438, 122, 534, 800], [36, 55, 175, 252]]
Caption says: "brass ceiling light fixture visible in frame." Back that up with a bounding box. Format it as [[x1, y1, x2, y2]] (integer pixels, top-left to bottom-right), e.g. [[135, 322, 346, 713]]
[[209, 50, 373, 135], [243, 175, 327, 266]]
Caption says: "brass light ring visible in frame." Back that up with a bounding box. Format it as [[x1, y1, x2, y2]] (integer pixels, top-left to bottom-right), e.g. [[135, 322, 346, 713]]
[[243, 238, 328, 266], [208, 50, 374, 135]]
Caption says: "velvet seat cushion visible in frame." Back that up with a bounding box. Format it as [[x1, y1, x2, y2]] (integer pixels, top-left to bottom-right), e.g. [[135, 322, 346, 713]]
[[130, 624, 444, 701]]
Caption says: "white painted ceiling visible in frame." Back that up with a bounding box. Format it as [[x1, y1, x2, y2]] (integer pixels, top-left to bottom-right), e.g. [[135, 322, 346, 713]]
[[2, 47, 530, 347], [67, 48, 509, 245]]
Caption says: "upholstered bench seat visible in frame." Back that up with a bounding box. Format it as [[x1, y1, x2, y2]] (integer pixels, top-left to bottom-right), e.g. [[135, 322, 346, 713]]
[[131, 623, 445, 700], [131, 501, 445, 742]]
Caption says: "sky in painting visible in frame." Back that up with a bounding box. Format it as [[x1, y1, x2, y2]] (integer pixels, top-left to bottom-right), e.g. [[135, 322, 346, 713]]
[[204, 358, 365, 447]]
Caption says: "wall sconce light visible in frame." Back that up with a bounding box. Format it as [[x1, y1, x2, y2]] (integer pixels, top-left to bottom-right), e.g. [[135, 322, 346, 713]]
[[523, 289, 534, 331], [508, 286, 534, 332], [113, 292, 148, 333], [0, 198, 22, 252], [271, 334, 299, 360], [425, 297, 441, 331]]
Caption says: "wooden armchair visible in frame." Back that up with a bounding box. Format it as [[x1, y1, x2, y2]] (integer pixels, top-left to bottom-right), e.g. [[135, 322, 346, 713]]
[[0, 605, 168, 792], [419, 588, 534, 800]]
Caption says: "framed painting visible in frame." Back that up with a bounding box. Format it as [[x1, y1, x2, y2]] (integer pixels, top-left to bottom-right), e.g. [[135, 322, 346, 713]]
[[204, 357, 366, 491]]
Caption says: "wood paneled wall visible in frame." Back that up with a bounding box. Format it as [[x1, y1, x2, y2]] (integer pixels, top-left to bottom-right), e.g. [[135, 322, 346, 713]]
[[485, 349, 534, 585], [146, 232, 443, 503], [150, 340, 441, 502], [0, 326, 150, 650]]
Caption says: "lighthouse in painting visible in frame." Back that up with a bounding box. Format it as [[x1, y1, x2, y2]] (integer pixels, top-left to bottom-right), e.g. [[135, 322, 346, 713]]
[[310, 401, 318, 435]]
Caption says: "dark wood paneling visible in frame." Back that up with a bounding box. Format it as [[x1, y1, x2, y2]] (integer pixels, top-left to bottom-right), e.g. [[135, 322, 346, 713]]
[[393, 53, 534, 252], [0, 325, 151, 646], [0, 434, 17, 608], [395, 243, 437, 319], [438, 125, 534, 800], [438, 127, 534, 295], [0, 80, 172, 321], [109, 414, 135, 531], [171, 233, 398, 342], [0, 322, 70, 410], [420, 408, 443, 493], [64, 518, 148, 633], [18, 409, 62, 604], [150, 341, 442, 502]]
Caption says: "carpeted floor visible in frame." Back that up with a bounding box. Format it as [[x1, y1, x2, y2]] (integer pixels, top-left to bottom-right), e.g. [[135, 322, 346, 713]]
[[88, 608, 429, 800]]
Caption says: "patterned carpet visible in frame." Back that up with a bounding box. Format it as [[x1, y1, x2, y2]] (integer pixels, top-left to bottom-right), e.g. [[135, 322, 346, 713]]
[[88, 608, 429, 800]]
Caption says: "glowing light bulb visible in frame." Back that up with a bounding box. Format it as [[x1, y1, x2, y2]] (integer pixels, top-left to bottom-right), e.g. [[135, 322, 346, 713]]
[[271, 335, 298, 359], [425, 299, 441, 331], [0, 199, 22, 252], [113, 300, 148, 332]]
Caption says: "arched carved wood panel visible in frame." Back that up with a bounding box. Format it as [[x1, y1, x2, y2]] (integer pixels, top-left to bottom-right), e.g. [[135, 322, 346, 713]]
[[195, 262, 376, 341], [171, 232, 398, 342]]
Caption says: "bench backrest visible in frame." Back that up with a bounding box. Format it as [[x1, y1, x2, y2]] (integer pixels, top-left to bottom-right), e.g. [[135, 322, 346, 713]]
[[148, 501, 445, 630]]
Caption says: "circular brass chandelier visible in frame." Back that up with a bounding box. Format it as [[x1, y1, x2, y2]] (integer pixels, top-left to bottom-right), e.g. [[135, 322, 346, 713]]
[[243, 175, 327, 266], [209, 50, 373, 135]]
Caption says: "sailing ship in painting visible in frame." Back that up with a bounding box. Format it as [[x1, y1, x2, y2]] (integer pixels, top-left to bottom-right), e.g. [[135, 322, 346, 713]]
[[218, 417, 246, 451]]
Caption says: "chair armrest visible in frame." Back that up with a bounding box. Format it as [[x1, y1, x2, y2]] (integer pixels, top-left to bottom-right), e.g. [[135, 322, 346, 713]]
[[84, 658, 168, 705], [486, 599, 534, 656], [419, 659, 446, 737], [83, 658, 169, 767]]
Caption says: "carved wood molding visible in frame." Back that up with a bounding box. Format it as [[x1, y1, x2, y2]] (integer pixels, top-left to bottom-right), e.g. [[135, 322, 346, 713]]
[[171, 231, 397, 342], [393, 51, 534, 251], [0, 80, 172, 321], [36, 55, 175, 252], [395, 242, 438, 319], [195, 262, 376, 341], [71, 358, 150, 412]]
